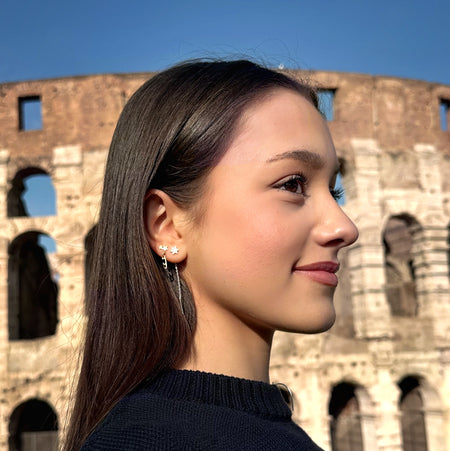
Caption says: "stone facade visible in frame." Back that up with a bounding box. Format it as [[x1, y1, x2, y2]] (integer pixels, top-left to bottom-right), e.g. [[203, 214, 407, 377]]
[[0, 70, 449, 450]]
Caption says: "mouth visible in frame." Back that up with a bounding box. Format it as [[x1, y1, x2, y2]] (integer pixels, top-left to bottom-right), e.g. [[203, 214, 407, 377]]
[[293, 261, 340, 287]]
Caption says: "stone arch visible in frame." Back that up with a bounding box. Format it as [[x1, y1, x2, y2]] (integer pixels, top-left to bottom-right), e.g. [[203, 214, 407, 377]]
[[397, 375, 444, 451], [8, 231, 58, 339], [7, 167, 56, 218], [329, 381, 377, 451], [382, 214, 422, 317], [8, 399, 58, 451]]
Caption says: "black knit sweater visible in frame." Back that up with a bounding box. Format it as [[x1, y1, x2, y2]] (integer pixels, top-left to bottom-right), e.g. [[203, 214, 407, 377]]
[[80, 369, 323, 450]]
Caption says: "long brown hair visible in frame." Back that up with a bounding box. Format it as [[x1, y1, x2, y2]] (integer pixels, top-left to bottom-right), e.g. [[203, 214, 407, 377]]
[[64, 60, 318, 450]]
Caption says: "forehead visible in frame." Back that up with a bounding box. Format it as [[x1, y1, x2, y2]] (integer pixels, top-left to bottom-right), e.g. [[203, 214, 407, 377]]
[[220, 88, 337, 167]]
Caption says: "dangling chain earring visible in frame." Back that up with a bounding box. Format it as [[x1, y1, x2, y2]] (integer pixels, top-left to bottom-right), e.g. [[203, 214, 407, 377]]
[[273, 382, 294, 411], [159, 245, 168, 269], [159, 245, 183, 314]]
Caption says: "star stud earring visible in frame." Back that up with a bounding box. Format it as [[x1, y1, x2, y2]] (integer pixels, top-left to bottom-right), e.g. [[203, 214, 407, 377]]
[[158, 244, 183, 313]]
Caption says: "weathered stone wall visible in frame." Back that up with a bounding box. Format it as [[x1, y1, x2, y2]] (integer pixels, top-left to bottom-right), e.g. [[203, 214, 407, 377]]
[[0, 70, 449, 451], [0, 74, 150, 157]]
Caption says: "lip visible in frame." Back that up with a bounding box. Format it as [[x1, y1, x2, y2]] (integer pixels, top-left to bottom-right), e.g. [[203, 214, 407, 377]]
[[293, 261, 340, 287]]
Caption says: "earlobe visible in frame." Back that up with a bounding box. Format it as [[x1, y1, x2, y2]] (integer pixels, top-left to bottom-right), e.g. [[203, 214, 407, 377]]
[[143, 189, 187, 263]]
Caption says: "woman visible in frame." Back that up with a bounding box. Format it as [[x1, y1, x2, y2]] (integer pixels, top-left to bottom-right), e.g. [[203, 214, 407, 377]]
[[65, 60, 358, 450]]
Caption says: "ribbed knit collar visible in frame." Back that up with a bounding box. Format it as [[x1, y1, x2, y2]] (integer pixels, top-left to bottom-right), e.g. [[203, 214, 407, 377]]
[[141, 369, 292, 420]]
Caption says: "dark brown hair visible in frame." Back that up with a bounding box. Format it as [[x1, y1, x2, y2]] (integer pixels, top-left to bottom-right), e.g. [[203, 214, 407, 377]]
[[64, 60, 318, 450]]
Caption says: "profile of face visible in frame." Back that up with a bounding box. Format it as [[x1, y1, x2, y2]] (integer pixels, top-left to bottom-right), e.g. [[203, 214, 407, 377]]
[[179, 88, 358, 338]]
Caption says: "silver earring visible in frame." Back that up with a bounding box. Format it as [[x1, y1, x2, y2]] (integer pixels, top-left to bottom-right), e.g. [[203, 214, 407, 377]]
[[159, 244, 183, 314], [174, 263, 183, 314], [273, 382, 294, 411], [159, 245, 168, 270]]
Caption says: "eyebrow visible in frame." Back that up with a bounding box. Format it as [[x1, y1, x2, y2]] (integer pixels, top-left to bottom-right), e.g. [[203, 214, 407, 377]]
[[266, 149, 340, 175], [267, 149, 322, 167]]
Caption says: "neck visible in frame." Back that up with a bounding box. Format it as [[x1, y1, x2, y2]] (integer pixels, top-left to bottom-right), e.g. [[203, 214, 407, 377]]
[[180, 300, 274, 383]]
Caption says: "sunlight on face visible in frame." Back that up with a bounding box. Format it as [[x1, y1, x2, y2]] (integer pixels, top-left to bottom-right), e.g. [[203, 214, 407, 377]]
[[183, 89, 358, 336]]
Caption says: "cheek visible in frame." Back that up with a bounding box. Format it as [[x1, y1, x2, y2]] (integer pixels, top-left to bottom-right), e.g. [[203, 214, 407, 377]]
[[200, 198, 297, 281]]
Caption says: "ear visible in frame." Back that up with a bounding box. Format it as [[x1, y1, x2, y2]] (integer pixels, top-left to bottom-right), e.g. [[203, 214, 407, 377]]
[[144, 189, 187, 263]]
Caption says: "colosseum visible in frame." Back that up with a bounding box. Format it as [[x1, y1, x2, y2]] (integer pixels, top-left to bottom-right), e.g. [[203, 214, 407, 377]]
[[0, 69, 449, 451]]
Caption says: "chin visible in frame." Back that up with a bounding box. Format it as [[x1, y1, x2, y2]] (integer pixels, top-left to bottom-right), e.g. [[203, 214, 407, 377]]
[[282, 307, 336, 335], [309, 315, 336, 334]]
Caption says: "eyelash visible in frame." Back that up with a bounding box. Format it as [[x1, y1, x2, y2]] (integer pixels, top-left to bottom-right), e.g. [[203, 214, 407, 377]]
[[275, 174, 345, 202], [275, 174, 308, 196], [330, 187, 344, 202]]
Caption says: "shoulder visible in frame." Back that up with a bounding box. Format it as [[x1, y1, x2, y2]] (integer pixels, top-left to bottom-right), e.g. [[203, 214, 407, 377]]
[[80, 389, 196, 450], [80, 384, 323, 451]]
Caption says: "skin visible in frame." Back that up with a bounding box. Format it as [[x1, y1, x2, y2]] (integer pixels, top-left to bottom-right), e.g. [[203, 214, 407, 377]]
[[148, 88, 358, 383]]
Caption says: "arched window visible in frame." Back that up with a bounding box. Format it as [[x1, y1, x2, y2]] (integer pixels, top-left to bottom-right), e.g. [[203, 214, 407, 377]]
[[329, 383, 364, 451], [398, 376, 428, 451], [8, 232, 58, 339], [7, 168, 56, 218], [8, 399, 58, 451], [383, 215, 419, 316], [317, 88, 336, 121]]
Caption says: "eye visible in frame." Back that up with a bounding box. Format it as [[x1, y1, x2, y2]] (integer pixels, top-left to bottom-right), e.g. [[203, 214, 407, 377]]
[[330, 187, 344, 202], [275, 174, 307, 195]]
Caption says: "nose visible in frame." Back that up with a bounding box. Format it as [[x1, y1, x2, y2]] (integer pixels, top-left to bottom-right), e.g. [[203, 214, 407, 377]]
[[313, 199, 359, 250]]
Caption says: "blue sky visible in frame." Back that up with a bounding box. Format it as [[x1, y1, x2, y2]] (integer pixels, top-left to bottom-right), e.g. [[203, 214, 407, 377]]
[[1, 0, 449, 85]]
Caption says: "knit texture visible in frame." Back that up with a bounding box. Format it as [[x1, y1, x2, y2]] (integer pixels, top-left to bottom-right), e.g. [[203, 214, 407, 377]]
[[80, 369, 323, 450]]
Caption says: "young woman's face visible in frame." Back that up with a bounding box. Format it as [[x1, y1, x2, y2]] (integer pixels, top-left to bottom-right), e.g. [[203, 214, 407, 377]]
[[183, 88, 358, 335]]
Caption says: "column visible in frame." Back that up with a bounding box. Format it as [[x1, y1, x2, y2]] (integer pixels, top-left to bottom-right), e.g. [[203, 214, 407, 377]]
[[414, 144, 450, 346], [346, 139, 392, 339], [368, 340, 402, 451]]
